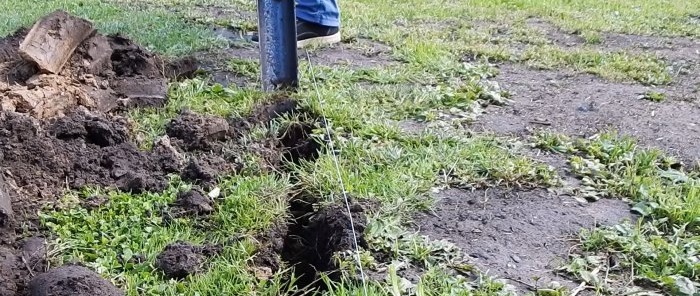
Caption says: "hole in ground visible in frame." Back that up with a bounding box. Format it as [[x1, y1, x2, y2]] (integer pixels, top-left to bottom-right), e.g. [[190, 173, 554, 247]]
[[279, 121, 322, 165], [248, 97, 324, 166], [280, 195, 368, 293]]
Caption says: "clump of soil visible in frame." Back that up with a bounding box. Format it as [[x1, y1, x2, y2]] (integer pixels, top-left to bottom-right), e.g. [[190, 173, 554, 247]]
[[1, 108, 168, 207], [155, 241, 222, 280], [281, 197, 368, 290], [28, 265, 124, 296], [166, 110, 230, 152], [166, 111, 243, 186], [252, 223, 287, 274], [21, 237, 47, 275], [0, 25, 184, 118], [169, 189, 214, 218]]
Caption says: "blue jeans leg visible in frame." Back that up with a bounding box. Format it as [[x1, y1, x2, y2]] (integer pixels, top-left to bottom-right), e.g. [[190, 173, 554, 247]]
[[296, 0, 340, 27]]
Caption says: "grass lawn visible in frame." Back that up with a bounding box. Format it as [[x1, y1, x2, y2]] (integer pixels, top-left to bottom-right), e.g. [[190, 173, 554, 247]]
[[2, 0, 698, 295]]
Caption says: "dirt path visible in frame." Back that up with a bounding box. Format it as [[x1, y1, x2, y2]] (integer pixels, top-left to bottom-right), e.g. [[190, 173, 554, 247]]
[[476, 63, 700, 164], [415, 188, 634, 292]]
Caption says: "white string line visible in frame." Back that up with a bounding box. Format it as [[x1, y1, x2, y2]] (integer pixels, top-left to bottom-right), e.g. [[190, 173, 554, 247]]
[[303, 50, 369, 296]]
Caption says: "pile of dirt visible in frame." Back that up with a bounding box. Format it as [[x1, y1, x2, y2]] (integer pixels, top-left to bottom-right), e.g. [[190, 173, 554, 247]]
[[166, 110, 243, 185], [1, 109, 168, 210], [0, 12, 182, 118], [28, 265, 124, 296], [155, 241, 222, 280]]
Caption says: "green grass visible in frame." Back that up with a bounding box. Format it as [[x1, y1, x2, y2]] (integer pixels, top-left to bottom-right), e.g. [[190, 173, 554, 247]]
[[521, 46, 671, 85], [42, 174, 292, 295], [534, 132, 700, 295], [640, 91, 666, 102]]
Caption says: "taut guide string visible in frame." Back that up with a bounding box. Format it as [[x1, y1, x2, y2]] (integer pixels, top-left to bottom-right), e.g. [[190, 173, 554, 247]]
[[303, 49, 369, 296]]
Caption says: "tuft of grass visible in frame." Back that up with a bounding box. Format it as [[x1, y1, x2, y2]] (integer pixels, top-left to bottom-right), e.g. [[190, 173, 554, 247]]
[[640, 91, 666, 102], [535, 132, 700, 294], [227, 58, 261, 80], [521, 46, 672, 85]]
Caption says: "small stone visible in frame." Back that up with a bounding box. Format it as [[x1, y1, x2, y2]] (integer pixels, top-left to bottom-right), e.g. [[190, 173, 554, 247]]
[[511, 254, 522, 263]]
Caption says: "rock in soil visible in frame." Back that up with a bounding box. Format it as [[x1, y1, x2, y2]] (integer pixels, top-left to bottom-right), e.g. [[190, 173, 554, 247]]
[[28, 265, 124, 296], [155, 241, 221, 280]]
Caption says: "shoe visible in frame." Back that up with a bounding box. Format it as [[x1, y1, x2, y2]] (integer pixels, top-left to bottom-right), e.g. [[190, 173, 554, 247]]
[[251, 20, 341, 48]]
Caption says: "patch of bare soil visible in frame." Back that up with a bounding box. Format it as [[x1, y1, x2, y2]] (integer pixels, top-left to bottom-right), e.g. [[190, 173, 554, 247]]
[[475, 64, 700, 163], [526, 18, 585, 47], [600, 33, 700, 62], [306, 38, 395, 69], [198, 36, 396, 87], [524, 18, 700, 100], [415, 188, 634, 293]]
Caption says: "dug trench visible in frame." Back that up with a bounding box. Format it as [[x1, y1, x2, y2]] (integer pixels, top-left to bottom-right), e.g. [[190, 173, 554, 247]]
[[0, 11, 366, 296]]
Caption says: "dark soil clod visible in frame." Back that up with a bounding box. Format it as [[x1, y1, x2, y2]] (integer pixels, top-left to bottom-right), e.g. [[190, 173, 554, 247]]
[[248, 98, 299, 123], [81, 195, 109, 210], [21, 237, 47, 273], [166, 110, 230, 152], [181, 154, 232, 185], [170, 189, 214, 218], [28, 265, 124, 296], [155, 241, 221, 280], [252, 224, 287, 273]]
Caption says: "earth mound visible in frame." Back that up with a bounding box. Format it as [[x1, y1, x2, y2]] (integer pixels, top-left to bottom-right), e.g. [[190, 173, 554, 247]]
[[28, 265, 124, 296], [0, 11, 186, 119]]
